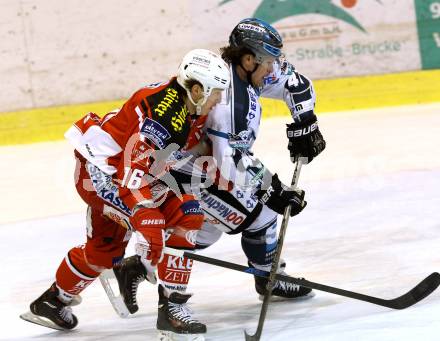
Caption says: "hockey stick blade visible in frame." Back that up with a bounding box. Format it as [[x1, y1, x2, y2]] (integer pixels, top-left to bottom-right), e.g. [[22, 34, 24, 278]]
[[385, 271, 440, 310], [244, 331, 258, 341], [293, 272, 440, 310], [164, 248, 440, 310]]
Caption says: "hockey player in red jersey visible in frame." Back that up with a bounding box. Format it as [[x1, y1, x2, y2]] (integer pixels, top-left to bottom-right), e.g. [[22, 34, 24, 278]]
[[110, 19, 326, 325], [21, 49, 230, 339]]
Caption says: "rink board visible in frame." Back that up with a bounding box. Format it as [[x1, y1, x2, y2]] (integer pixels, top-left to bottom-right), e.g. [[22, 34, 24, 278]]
[[1, 69, 439, 146]]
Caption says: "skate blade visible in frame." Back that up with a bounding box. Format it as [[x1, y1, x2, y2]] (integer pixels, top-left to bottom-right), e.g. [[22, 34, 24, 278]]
[[20, 311, 68, 331], [157, 330, 205, 341], [258, 290, 316, 302], [99, 269, 130, 318]]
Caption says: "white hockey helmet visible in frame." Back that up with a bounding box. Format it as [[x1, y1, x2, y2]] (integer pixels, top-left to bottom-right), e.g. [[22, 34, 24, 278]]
[[177, 49, 231, 110]]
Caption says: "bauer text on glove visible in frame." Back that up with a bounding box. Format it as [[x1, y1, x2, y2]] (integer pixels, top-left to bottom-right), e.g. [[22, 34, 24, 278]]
[[256, 173, 306, 216], [286, 113, 326, 164]]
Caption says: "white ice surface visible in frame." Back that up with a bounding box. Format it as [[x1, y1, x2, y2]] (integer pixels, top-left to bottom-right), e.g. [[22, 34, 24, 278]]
[[1, 104, 440, 340]]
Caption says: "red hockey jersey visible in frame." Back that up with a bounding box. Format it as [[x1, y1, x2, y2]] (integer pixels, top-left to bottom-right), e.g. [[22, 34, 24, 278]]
[[65, 77, 206, 211]]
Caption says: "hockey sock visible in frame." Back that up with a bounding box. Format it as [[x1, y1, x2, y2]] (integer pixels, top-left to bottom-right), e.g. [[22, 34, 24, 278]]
[[55, 246, 101, 301], [157, 253, 193, 295], [241, 220, 278, 272]]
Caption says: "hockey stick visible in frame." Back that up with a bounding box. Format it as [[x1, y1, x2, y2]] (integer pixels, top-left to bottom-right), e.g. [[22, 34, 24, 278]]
[[164, 247, 440, 311], [244, 159, 304, 340]]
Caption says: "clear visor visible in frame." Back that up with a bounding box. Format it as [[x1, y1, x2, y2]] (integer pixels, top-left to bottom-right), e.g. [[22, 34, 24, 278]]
[[195, 86, 231, 115], [258, 53, 282, 67], [206, 86, 231, 106], [219, 86, 231, 105]]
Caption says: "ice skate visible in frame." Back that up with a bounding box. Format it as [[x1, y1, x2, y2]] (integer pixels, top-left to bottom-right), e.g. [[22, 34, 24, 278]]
[[100, 254, 155, 317], [252, 260, 315, 301], [20, 283, 78, 330], [113, 255, 150, 314], [156, 285, 206, 341]]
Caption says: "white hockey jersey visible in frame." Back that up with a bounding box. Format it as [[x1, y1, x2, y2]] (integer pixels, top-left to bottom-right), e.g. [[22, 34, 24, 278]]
[[205, 59, 317, 187]]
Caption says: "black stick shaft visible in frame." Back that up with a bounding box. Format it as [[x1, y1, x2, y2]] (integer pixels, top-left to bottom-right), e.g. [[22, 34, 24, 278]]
[[168, 250, 439, 310]]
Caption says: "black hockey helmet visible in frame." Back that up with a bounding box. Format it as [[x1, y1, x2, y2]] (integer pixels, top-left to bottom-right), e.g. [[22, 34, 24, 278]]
[[229, 18, 283, 63]]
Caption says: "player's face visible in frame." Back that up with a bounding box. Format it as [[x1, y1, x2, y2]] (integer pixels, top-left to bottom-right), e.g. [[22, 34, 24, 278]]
[[200, 88, 223, 116], [251, 57, 276, 87]]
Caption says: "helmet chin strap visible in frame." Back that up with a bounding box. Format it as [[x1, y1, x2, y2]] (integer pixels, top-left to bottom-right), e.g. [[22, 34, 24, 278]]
[[196, 105, 202, 115], [186, 89, 207, 115]]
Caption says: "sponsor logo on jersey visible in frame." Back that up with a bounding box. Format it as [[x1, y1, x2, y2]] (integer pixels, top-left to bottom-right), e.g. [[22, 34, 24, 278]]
[[148, 84, 189, 133], [171, 105, 188, 132], [200, 192, 245, 226], [247, 87, 258, 123], [181, 200, 203, 215], [228, 130, 252, 150], [87, 163, 132, 215], [140, 117, 171, 149], [153, 88, 180, 117]]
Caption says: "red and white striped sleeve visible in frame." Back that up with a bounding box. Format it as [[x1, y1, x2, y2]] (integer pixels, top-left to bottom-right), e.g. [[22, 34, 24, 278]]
[[65, 87, 157, 210]]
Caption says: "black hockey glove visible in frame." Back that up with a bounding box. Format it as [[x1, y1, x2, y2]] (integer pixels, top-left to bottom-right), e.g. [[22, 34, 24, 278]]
[[286, 113, 326, 164], [256, 173, 306, 217]]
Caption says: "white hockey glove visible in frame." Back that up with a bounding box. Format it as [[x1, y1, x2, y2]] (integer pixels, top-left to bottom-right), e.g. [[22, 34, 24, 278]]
[[134, 231, 160, 284]]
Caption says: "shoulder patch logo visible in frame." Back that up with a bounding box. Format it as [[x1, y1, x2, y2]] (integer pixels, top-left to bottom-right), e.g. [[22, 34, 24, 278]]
[[140, 117, 171, 149]]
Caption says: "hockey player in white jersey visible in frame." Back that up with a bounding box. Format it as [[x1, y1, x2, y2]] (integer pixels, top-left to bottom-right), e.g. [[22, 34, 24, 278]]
[[192, 17, 326, 298], [110, 18, 326, 326]]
